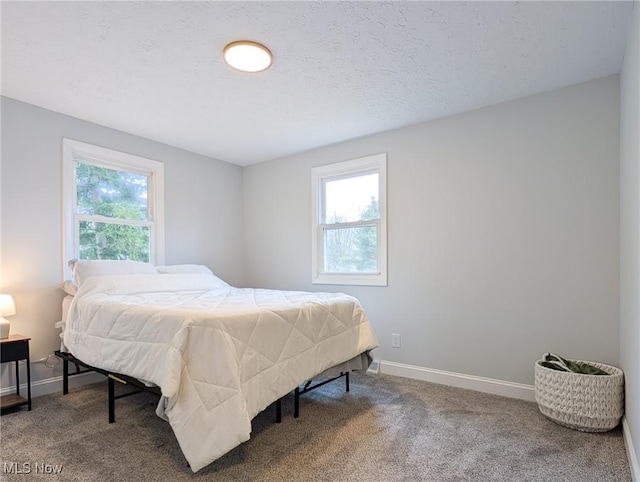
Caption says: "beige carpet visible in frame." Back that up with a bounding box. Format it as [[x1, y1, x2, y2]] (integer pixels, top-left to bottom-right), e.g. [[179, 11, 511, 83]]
[[0, 373, 631, 481]]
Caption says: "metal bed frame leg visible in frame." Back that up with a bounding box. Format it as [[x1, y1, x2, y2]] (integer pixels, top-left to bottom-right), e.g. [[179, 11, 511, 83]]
[[56, 351, 162, 426], [293, 371, 351, 419], [275, 398, 282, 423], [62, 358, 69, 395], [294, 387, 300, 418], [108, 377, 115, 423]]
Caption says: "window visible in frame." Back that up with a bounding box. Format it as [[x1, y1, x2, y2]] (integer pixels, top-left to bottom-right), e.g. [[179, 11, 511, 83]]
[[311, 153, 387, 286], [63, 139, 164, 276]]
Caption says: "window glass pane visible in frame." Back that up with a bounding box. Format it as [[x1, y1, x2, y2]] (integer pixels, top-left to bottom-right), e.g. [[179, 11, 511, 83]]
[[76, 162, 148, 220], [324, 225, 378, 273], [79, 221, 150, 262], [324, 173, 379, 223]]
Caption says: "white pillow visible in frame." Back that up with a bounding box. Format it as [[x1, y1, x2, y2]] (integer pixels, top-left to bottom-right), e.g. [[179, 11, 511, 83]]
[[156, 264, 230, 287], [69, 259, 156, 285], [156, 264, 214, 275]]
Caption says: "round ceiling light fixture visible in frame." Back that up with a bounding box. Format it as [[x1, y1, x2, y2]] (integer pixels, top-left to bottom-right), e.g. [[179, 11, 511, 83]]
[[223, 40, 272, 73]]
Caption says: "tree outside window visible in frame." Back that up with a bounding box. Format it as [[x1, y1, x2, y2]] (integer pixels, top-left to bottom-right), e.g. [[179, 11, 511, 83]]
[[76, 163, 150, 261]]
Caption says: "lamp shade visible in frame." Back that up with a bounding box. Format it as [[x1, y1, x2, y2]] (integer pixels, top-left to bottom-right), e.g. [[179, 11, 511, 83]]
[[0, 294, 16, 317]]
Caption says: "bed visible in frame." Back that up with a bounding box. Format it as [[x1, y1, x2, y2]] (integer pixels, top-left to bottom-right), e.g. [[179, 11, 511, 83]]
[[61, 261, 379, 472]]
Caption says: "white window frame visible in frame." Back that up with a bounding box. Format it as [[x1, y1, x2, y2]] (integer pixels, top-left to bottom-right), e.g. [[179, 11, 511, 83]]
[[311, 153, 387, 286], [62, 139, 165, 278]]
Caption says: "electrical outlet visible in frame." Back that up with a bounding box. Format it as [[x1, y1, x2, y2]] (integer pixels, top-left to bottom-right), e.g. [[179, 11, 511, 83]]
[[391, 333, 401, 348]]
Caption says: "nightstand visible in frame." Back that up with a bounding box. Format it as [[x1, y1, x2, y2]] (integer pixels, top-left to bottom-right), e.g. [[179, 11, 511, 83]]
[[1, 334, 32, 412]]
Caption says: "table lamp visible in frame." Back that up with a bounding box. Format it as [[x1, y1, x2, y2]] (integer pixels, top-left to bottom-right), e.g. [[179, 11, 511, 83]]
[[0, 294, 16, 339]]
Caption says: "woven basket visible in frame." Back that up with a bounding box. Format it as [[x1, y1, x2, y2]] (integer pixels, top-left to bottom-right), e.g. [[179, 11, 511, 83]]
[[534, 359, 624, 432]]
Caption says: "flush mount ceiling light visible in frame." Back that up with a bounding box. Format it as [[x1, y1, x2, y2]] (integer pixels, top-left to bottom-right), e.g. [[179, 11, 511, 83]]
[[223, 41, 272, 73]]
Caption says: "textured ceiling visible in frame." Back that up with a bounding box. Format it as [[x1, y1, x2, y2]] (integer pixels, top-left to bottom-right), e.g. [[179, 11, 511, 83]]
[[1, 1, 634, 166]]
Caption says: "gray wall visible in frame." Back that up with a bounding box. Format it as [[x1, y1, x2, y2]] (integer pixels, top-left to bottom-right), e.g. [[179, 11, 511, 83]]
[[620, 2, 640, 473], [0, 97, 244, 386], [1, 70, 630, 460], [243, 75, 620, 386]]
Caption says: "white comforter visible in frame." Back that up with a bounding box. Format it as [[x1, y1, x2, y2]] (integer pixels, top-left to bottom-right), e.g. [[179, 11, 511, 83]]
[[63, 274, 379, 472]]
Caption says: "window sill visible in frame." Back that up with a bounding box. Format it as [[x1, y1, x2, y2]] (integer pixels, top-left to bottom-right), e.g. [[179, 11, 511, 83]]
[[312, 273, 387, 287]]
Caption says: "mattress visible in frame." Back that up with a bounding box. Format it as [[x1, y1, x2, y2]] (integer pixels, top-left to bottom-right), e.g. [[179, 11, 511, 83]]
[[63, 273, 378, 472]]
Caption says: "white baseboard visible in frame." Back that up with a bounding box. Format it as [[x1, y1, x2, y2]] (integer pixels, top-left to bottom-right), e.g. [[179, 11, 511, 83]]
[[379, 360, 536, 402], [623, 417, 640, 482], [0, 371, 104, 399]]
